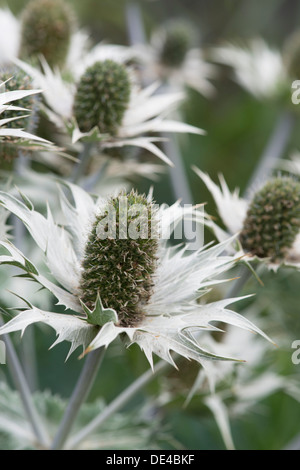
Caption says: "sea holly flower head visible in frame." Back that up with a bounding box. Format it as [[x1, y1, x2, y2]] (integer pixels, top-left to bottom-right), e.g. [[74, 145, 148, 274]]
[[134, 18, 216, 97], [15, 57, 205, 166], [0, 183, 271, 370], [194, 167, 300, 270], [239, 177, 300, 263], [73, 60, 131, 136], [19, 0, 75, 69], [155, 19, 195, 69], [79, 190, 159, 328], [0, 67, 40, 161], [0, 77, 52, 159]]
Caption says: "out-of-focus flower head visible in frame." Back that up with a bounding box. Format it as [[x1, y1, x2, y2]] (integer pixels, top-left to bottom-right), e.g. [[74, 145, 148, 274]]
[[194, 166, 300, 271], [133, 18, 217, 97], [211, 38, 289, 101], [0, 73, 53, 162]]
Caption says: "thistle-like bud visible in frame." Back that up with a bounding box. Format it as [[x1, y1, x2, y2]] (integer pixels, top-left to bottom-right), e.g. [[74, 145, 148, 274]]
[[240, 177, 300, 262], [79, 191, 158, 327], [156, 19, 195, 68], [0, 68, 39, 162], [73, 60, 131, 136], [19, 0, 74, 68]]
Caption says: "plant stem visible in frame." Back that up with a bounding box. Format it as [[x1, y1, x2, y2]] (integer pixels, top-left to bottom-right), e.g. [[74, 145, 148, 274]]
[[125, 1, 146, 46], [244, 110, 295, 199], [66, 359, 169, 450], [69, 142, 93, 184], [13, 152, 39, 392], [225, 265, 254, 299], [125, 1, 195, 207], [0, 316, 49, 448], [50, 347, 106, 450]]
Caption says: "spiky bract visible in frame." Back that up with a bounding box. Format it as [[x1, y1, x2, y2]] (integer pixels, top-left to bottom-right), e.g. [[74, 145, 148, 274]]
[[79, 191, 158, 327], [73, 60, 131, 135], [240, 177, 300, 261], [0, 67, 39, 162]]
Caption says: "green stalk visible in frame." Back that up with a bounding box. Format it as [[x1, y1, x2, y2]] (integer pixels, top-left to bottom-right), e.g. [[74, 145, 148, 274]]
[[69, 142, 94, 184], [50, 347, 106, 450], [0, 315, 49, 447], [244, 110, 295, 199]]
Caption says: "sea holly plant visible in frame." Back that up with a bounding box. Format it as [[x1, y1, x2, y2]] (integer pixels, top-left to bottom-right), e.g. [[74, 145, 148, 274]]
[[0, 181, 274, 448], [0, 184, 270, 365], [134, 18, 217, 97], [0, 76, 54, 160], [0, 0, 77, 70], [15, 56, 205, 168], [194, 167, 300, 270], [19, 0, 75, 69]]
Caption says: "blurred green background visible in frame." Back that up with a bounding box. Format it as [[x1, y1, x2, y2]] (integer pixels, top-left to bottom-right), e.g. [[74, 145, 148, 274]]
[[1, 0, 300, 450]]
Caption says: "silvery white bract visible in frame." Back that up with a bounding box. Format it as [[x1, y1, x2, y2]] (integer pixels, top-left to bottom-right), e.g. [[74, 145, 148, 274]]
[[184, 318, 299, 450], [14, 58, 205, 167], [0, 183, 270, 369], [211, 39, 288, 100], [0, 78, 53, 151], [0, 8, 21, 67], [279, 151, 300, 176], [193, 166, 300, 271]]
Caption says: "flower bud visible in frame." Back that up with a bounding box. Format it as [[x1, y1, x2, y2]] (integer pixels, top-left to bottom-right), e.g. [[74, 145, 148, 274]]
[[20, 0, 74, 68], [156, 19, 195, 68], [80, 191, 158, 327], [240, 177, 300, 262], [73, 60, 131, 136]]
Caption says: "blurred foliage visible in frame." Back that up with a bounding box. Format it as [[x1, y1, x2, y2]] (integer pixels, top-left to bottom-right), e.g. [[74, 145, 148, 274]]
[[1, 0, 300, 451]]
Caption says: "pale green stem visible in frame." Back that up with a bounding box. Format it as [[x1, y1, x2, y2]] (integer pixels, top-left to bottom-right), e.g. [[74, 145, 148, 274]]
[[125, 2, 194, 207], [125, 1, 146, 46], [0, 315, 49, 448], [50, 347, 106, 450], [69, 142, 94, 184], [13, 152, 38, 392], [244, 110, 295, 199]]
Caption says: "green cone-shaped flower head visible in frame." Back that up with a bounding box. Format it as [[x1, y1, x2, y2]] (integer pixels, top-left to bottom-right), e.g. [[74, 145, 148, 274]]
[[20, 0, 74, 68], [0, 67, 40, 162], [283, 30, 300, 79], [79, 191, 159, 327], [157, 19, 195, 68], [240, 177, 300, 262], [73, 60, 131, 135]]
